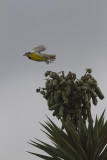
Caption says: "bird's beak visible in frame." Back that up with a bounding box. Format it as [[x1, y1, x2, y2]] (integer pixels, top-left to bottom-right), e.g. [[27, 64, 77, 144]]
[[23, 54, 26, 56]]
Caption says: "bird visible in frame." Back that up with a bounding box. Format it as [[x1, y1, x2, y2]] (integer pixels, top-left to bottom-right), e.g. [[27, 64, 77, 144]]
[[23, 45, 56, 64]]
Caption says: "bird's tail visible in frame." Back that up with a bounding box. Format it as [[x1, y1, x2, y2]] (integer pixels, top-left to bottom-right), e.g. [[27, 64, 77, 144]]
[[43, 54, 56, 64]]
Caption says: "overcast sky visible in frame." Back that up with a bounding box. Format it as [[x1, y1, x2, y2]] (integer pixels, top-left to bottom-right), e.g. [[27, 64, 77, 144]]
[[0, 0, 107, 160]]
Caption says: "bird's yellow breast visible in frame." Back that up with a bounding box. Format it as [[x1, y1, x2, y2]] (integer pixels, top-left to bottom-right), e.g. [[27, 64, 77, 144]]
[[28, 53, 44, 61]]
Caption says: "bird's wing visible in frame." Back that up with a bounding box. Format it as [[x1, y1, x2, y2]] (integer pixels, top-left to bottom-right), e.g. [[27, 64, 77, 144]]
[[32, 45, 46, 53]]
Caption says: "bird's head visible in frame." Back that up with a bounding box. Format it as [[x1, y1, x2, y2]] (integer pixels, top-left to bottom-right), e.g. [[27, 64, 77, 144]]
[[23, 52, 31, 57]]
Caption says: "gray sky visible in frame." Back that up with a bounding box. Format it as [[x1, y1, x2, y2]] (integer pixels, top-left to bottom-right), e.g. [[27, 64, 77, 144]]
[[0, 0, 107, 160]]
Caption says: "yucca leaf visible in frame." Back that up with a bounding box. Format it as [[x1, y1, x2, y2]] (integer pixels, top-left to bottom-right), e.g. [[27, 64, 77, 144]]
[[28, 139, 63, 158], [63, 116, 79, 144], [27, 151, 60, 160], [98, 110, 105, 127], [60, 137, 79, 159], [93, 116, 99, 149], [77, 144, 88, 160], [78, 114, 87, 151], [28, 138, 73, 159], [87, 130, 93, 159], [86, 115, 93, 159], [99, 145, 107, 160], [29, 144, 60, 159], [92, 136, 105, 160], [97, 110, 105, 137]]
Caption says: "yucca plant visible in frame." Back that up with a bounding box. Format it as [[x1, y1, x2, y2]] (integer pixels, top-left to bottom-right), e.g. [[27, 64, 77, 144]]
[[28, 69, 107, 159]]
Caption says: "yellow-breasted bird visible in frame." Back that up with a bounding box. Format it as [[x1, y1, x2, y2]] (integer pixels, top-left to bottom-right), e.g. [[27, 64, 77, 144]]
[[23, 45, 56, 64]]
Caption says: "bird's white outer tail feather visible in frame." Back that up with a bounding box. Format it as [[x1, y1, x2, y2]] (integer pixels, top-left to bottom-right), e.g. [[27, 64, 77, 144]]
[[44, 54, 56, 64]]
